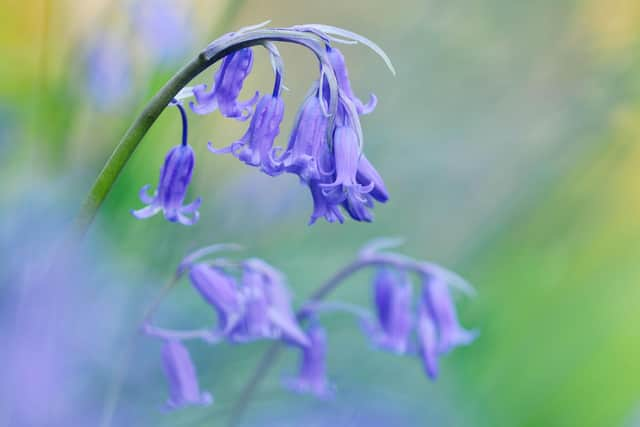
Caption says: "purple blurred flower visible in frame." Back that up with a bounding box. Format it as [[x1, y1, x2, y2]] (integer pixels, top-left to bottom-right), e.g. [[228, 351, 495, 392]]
[[209, 94, 285, 176], [85, 38, 132, 110], [131, 102, 201, 225], [285, 325, 333, 398], [191, 48, 259, 120], [188, 263, 243, 332], [368, 269, 413, 353], [134, 0, 193, 64], [423, 276, 478, 354], [161, 339, 213, 409], [417, 299, 439, 380], [177, 250, 309, 346], [230, 260, 309, 346]]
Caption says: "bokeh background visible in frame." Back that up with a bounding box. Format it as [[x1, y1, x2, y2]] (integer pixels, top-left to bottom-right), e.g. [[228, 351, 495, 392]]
[[2, 0, 640, 426]]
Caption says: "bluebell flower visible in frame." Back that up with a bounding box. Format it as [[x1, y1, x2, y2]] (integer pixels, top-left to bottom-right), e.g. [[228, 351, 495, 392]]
[[285, 324, 333, 398], [321, 126, 375, 222], [275, 88, 327, 181], [423, 276, 478, 354], [367, 269, 413, 353], [85, 38, 132, 110], [194, 24, 394, 225], [309, 178, 345, 225], [188, 263, 243, 333], [191, 48, 259, 120], [357, 154, 389, 203], [326, 46, 377, 115], [161, 340, 213, 409], [229, 259, 309, 346], [208, 94, 285, 176], [416, 299, 439, 380], [131, 102, 201, 225], [272, 88, 346, 224], [134, 0, 193, 64]]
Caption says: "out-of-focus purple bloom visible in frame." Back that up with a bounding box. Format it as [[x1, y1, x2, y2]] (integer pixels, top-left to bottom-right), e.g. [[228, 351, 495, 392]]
[[134, 0, 193, 64], [285, 325, 333, 398], [191, 48, 259, 120], [417, 300, 439, 380], [245, 258, 310, 346], [230, 260, 309, 346], [423, 276, 478, 354], [209, 94, 285, 176], [321, 126, 375, 222], [368, 269, 413, 353], [161, 340, 213, 409], [326, 46, 377, 115], [188, 263, 242, 332], [131, 102, 201, 225], [85, 38, 132, 110]]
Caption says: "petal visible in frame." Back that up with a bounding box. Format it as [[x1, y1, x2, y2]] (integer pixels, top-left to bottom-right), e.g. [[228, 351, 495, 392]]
[[207, 140, 244, 154], [267, 308, 310, 347], [131, 205, 161, 219], [189, 84, 218, 115], [181, 197, 202, 214], [357, 93, 377, 115], [177, 210, 199, 226], [138, 184, 157, 204]]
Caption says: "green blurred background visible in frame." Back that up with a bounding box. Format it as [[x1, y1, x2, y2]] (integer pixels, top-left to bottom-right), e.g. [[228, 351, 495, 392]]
[[2, 0, 640, 426]]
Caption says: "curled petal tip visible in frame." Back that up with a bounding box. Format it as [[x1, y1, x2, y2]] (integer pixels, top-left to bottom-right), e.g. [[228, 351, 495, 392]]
[[131, 205, 161, 220]]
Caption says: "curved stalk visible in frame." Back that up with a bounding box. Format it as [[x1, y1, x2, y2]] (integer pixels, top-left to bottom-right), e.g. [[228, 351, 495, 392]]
[[73, 32, 339, 238], [75, 55, 213, 235]]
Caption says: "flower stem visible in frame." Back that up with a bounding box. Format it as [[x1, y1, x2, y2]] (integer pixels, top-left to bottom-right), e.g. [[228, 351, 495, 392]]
[[74, 55, 214, 236]]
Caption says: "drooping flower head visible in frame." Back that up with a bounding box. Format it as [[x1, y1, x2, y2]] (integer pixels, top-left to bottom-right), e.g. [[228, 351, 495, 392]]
[[208, 94, 285, 176], [276, 86, 328, 182], [285, 324, 333, 398], [177, 246, 309, 346], [368, 268, 413, 353], [131, 101, 201, 225], [191, 48, 259, 120], [325, 46, 377, 115], [422, 275, 478, 354], [229, 259, 309, 346], [188, 263, 243, 333], [416, 299, 439, 380], [321, 125, 375, 222], [161, 340, 213, 410], [196, 23, 394, 224]]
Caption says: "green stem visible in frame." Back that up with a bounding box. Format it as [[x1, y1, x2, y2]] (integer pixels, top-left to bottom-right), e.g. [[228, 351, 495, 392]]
[[74, 54, 213, 235]]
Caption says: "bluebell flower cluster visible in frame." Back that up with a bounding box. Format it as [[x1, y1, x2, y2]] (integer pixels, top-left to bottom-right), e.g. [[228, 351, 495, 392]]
[[131, 23, 394, 226], [143, 240, 476, 408]]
